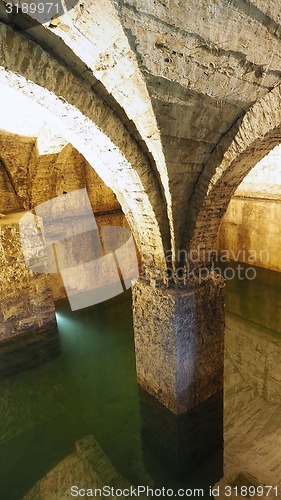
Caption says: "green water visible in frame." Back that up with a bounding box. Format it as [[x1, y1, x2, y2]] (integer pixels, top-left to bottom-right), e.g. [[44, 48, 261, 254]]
[[0, 263, 280, 499], [223, 261, 281, 332], [0, 290, 140, 499], [0, 290, 218, 499]]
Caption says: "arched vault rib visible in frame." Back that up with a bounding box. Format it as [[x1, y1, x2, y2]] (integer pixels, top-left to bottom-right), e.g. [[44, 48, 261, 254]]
[[184, 83, 281, 261], [0, 0, 175, 261], [0, 22, 169, 268]]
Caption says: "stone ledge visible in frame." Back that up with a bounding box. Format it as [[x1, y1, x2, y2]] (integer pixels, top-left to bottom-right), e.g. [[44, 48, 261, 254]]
[[24, 435, 149, 500]]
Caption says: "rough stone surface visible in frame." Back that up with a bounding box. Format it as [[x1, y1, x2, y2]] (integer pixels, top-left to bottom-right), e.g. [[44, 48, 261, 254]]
[[132, 276, 225, 413], [0, 2, 281, 268], [0, 212, 59, 375], [0, 157, 22, 212], [0, 131, 121, 215], [49, 210, 138, 301], [0, 0, 280, 440], [0, 212, 56, 338], [187, 84, 281, 257], [0, 22, 169, 268], [0, 127, 141, 301], [24, 435, 148, 500], [114, 0, 281, 253]]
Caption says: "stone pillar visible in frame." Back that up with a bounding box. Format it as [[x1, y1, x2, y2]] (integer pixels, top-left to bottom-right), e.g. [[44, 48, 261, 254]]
[[132, 273, 225, 414], [0, 212, 59, 376]]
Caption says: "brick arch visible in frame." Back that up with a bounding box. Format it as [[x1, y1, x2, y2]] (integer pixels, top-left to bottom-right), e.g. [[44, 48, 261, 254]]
[[0, 23, 170, 268], [184, 83, 281, 264]]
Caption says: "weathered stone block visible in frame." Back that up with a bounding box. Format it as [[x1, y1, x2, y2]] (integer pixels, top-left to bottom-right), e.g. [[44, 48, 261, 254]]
[[132, 275, 224, 414]]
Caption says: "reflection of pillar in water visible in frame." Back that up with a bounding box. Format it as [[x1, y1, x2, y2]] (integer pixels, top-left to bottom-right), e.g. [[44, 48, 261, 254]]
[[138, 386, 223, 484]]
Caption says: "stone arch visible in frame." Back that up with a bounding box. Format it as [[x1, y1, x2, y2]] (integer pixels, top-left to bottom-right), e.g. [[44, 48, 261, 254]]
[[0, 22, 170, 268], [184, 83, 281, 264]]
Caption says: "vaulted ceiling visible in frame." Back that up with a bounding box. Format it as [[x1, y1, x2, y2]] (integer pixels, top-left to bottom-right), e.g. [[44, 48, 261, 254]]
[[0, 0, 280, 270]]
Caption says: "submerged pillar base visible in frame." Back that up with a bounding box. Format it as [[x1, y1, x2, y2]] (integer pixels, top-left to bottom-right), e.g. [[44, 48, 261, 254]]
[[132, 275, 224, 414]]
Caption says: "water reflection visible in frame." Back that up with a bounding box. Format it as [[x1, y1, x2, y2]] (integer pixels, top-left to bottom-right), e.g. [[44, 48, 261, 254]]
[[0, 263, 281, 498], [219, 259, 281, 332], [139, 386, 223, 488], [221, 261, 281, 492], [0, 324, 60, 378]]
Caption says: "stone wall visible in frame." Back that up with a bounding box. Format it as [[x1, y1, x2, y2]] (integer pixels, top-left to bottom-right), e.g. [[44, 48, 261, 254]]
[[0, 212, 59, 376], [0, 129, 137, 302], [0, 132, 120, 215], [217, 145, 281, 272], [217, 194, 281, 271]]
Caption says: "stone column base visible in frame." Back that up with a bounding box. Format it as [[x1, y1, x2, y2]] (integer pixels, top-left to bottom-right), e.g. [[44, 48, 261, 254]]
[[132, 275, 224, 414]]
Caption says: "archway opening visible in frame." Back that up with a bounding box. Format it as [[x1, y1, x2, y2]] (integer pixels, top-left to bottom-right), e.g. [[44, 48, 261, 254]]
[[0, 80, 145, 500], [215, 144, 281, 491]]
